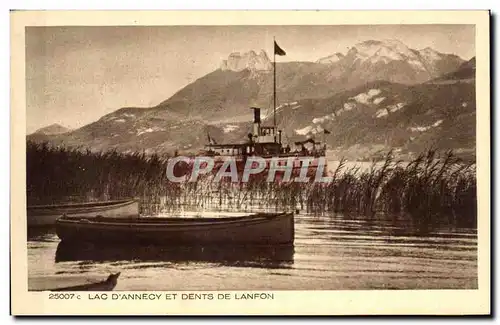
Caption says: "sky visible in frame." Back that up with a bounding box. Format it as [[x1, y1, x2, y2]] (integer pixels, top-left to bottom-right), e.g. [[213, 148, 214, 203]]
[[25, 24, 475, 133]]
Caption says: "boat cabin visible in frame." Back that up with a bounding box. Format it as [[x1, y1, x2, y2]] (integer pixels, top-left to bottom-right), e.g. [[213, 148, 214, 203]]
[[292, 139, 326, 156], [203, 106, 326, 158], [203, 143, 247, 156]]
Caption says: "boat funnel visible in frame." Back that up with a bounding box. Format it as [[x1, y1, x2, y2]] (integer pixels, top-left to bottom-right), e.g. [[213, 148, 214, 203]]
[[250, 107, 262, 136], [250, 107, 261, 123]]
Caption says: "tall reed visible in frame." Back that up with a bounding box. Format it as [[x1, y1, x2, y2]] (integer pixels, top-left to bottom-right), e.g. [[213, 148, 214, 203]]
[[26, 141, 477, 226]]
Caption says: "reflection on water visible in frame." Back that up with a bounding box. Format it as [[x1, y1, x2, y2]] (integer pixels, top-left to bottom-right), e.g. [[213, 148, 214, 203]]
[[27, 212, 477, 291], [55, 242, 295, 269]]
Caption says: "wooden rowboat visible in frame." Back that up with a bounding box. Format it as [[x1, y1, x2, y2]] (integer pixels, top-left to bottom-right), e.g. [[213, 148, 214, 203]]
[[50, 272, 121, 291], [27, 199, 139, 227], [55, 212, 295, 245]]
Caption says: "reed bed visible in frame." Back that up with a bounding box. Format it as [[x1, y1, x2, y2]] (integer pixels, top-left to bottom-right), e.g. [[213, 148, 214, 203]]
[[26, 141, 477, 226]]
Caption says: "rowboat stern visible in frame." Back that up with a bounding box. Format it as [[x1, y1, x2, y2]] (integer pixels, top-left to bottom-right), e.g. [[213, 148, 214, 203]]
[[275, 211, 295, 245]]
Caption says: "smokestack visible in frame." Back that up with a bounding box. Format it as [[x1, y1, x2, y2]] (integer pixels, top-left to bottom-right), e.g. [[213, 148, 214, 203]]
[[250, 107, 261, 137], [251, 107, 261, 123]]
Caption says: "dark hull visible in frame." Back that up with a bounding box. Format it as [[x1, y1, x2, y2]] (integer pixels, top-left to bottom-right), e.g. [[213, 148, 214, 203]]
[[173, 157, 328, 183], [55, 241, 294, 268], [49, 273, 120, 292], [51, 281, 116, 292], [55, 212, 295, 246]]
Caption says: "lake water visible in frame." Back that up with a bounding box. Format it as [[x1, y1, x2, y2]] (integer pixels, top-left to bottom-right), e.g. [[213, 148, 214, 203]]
[[27, 211, 477, 291]]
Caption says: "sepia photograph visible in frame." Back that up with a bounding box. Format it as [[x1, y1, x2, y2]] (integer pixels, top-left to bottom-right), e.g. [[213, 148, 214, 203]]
[[10, 10, 490, 315]]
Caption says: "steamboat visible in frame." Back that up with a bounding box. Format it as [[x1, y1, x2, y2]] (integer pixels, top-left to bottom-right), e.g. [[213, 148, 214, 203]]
[[201, 107, 327, 177], [197, 40, 328, 178]]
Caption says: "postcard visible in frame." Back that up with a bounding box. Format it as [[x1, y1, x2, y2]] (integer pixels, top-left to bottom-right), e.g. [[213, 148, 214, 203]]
[[10, 9, 490, 315]]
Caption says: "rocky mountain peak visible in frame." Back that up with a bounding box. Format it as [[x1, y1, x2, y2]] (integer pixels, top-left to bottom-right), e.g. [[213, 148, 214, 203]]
[[316, 52, 345, 64], [420, 46, 439, 53], [315, 39, 464, 82], [418, 47, 443, 62], [32, 123, 70, 136], [348, 39, 419, 63], [220, 49, 272, 72]]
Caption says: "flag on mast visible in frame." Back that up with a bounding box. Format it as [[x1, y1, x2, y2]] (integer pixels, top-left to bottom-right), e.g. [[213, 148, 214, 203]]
[[274, 41, 286, 56], [272, 39, 285, 142]]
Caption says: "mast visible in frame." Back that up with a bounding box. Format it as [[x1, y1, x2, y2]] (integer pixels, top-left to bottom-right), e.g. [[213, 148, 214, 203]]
[[273, 36, 277, 143]]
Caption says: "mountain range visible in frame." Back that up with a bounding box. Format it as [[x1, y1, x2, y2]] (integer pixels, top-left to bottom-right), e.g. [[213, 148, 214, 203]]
[[28, 39, 476, 161]]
